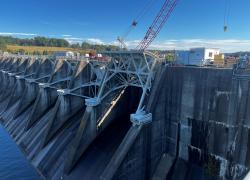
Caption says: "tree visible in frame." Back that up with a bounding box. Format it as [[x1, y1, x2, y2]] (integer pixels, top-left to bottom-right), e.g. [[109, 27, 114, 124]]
[[0, 39, 6, 50], [0, 36, 120, 54], [33, 51, 41, 55], [81, 42, 91, 49], [71, 43, 81, 48], [18, 49, 25, 55], [43, 50, 49, 55], [165, 53, 174, 61]]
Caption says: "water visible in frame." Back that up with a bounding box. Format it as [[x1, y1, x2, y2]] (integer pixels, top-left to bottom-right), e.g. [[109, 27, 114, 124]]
[[0, 125, 41, 180]]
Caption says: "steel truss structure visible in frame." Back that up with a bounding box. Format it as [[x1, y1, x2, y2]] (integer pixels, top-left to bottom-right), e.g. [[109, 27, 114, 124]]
[[86, 51, 158, 125], [57, 59, 106, 98]]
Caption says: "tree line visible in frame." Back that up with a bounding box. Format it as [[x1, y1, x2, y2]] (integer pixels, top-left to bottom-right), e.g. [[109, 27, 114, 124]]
[[0, 36, 119, 52], [0, 36, 69, 48]]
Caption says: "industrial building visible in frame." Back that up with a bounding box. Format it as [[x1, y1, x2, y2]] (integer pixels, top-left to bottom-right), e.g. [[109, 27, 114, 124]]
[[175, 47, 221, 66], [53, 51, 75, 59]]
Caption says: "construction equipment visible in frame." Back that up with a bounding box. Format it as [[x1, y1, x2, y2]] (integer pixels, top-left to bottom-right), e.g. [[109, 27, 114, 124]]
[[117, 0, 156, 49], [117, 20, 138, 49], [118, 0, 178, 51], [137, 0, 178, 51], [223, 0, 231, 32]]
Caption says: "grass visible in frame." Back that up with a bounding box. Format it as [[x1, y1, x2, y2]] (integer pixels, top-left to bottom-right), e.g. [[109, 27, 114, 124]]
[[6, 45, 93, 55]]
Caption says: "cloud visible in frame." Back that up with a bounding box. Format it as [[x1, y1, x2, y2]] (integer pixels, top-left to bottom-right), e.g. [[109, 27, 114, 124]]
[[63, 37, 105, 45], [61, 36, 250, 53], [86, 38, 105, 45], [63, 37, 84, 44], [0, 32, 37, 36], [62, 34, 72, 37], [65, 37, 83, 40], [122, 39, 250, 53]]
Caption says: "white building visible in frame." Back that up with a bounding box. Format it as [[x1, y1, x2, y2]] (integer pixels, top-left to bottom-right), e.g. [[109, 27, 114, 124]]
[[97, 54, 103, 58], [175, 48, 220, 66], [54, 51, 75, 59], [2, 52, 9, 56]]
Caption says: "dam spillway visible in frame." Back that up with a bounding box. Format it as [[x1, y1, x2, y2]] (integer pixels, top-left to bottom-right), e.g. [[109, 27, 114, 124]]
[[0, 53, 249, 180]]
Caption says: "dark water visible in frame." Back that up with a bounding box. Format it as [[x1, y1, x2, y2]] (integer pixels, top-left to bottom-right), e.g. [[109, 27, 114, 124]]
[[0, 125, 41, 180]]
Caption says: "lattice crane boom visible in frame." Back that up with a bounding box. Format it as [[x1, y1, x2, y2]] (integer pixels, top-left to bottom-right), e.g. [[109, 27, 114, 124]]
[[137, 0, 178, 51]]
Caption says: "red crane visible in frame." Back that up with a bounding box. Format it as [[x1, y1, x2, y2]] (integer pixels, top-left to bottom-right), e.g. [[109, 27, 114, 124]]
[[137, 0, 178, 51]]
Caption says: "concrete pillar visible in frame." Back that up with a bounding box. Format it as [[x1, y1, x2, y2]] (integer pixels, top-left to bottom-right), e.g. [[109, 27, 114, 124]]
[[39, 94, 85, 147], [25, 86, 58, 130], [100, 124, 142, 180], [64, 105, 95, 174]]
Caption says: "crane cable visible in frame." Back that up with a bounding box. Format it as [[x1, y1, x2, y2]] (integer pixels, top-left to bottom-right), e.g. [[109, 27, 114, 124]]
[[224, 0, 231, 32], [118, 0, 156, 46]]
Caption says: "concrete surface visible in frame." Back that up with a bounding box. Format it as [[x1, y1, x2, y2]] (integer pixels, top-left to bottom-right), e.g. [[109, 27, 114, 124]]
[[0, 56, 249, 180]]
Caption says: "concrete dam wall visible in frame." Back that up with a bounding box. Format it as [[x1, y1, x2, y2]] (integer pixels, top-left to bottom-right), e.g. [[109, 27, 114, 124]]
[[110, 66, 250, 180], [0, 55, 249, 180]]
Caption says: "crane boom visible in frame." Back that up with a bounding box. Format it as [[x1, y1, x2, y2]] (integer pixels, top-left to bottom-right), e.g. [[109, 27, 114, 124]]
[[137, 0, 178, 51]]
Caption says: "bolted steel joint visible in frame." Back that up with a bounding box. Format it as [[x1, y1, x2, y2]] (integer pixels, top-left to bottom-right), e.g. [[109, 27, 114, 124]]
[[130, 111, 152, 125], [85, 97, 100, 107]]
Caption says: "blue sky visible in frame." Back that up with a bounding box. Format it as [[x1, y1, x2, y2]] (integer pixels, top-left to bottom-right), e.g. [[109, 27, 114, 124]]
[[0, 0, 250, 52]]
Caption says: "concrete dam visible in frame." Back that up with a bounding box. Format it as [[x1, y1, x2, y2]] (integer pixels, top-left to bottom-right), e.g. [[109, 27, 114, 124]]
[[0, 52, 249, 180]]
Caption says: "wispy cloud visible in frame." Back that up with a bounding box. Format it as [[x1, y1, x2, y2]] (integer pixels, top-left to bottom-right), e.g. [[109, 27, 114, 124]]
[[63, 37, 84, 44], [0, 32, 37, 36], [64, 37, 83, 40], [63, 37, 105, 45], [86, 38, 105, 45], [64, 38, 250, 52], [62, 34, 72, 37], [121, 39, 250, 53]]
